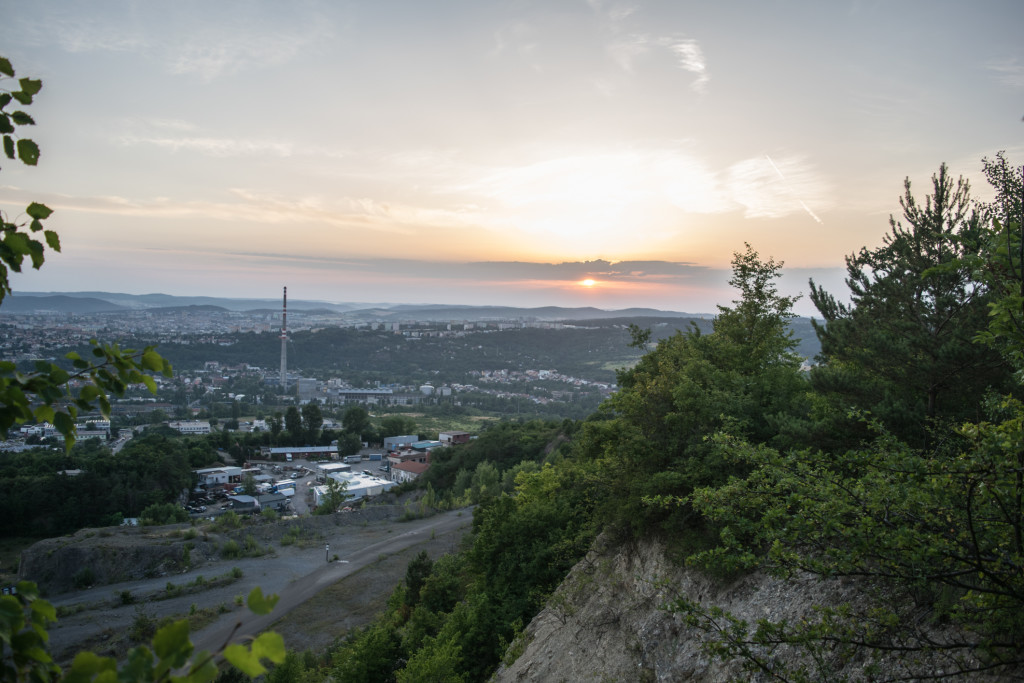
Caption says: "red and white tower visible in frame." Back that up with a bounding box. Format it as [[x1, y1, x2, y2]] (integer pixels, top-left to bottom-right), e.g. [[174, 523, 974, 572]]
[[280, 286, 288, 389]]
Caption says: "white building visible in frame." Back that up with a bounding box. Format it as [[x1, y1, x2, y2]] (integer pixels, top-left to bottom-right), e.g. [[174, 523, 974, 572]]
[[195, 466, 243, 488], [169, 420, 212, 435]]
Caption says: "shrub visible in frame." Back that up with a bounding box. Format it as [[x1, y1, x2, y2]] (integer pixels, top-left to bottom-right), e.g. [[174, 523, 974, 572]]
[[72, 567, 96, 589]]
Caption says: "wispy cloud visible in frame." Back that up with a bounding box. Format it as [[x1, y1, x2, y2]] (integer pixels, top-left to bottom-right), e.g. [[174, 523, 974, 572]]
[[118, 134, 295, 158], [18, 3, 334, 82], [668, 39, 709, 92], [112, 119, 355, 160], [727, 155, 833, 221], [986, 57, 1024, 89]]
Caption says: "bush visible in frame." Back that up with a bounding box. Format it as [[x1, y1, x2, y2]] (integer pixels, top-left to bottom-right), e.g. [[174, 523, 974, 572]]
[[140, 503, 188, 526], [72, 567, 95, 589]]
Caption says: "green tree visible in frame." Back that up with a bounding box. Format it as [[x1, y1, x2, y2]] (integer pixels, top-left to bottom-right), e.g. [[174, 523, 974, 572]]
[[336, 431, 362, 457], [342, 405, 374, 440], [313, 477, 349, 515], [599, 243, 806, 533], [403, 550, 434, 608], [808, 163, 1007, 447], [140, 501, 189, 526], [284, 406, 302, 442], [974, 153, 1024, 372], [380, 414, 417, 439], [301, 402, 323, 444]]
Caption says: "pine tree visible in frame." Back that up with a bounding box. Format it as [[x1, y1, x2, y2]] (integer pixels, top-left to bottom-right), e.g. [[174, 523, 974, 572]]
[[808, 163, 1008, 448]]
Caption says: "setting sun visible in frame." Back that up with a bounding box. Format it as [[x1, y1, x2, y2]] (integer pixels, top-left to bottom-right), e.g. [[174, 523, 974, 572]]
[[581, 279, 596, 287]]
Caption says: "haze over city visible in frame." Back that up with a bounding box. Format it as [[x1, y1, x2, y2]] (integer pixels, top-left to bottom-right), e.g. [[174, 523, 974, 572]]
[[1, 0, 1021, 316]]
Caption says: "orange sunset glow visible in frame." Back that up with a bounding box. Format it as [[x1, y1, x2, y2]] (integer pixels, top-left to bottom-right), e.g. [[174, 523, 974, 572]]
[[2, 2, 1019, 316]]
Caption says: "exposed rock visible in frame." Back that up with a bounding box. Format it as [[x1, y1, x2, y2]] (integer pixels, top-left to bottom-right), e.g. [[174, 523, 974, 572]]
[[494, 534, 1023, 682], [18, 526, 214, 595]]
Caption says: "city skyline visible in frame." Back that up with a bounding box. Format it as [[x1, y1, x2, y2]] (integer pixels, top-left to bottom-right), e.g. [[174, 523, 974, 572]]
[[1, 0, 1021, 317]]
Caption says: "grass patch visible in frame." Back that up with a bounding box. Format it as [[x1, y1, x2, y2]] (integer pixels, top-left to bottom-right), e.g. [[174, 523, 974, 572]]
[[158, 567, 245, 601]]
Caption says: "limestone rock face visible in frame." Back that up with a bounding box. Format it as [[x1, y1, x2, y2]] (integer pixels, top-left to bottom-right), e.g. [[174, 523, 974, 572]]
[[493, 534, 1017, 682]]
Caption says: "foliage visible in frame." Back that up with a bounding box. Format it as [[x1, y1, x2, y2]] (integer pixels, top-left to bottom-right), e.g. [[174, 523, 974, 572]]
[[379, 415, 417, 440], [973, 153, 1024, 374], [300, 403, 322, 444], [0, 583, 284, 682], [312, 477, 348, 515], [419, 419, 565, 496], [342, 405, 375, 441], [592, 244, 806, 534], [0, 432, 195, 537], [140, 502, 188, 526], [676, 403, 1024, 678], [807, 163, 1007, 448]]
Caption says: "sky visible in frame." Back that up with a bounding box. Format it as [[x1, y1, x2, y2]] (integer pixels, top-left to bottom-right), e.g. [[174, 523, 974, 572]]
[[1, 0, 1022, 316]]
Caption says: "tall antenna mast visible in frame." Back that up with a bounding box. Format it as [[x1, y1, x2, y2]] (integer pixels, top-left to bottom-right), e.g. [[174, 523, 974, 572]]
[[280, 286, 288, 390]]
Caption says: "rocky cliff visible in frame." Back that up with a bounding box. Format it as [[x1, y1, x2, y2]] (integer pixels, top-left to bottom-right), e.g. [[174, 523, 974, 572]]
[[493, 534, 1019, 682]]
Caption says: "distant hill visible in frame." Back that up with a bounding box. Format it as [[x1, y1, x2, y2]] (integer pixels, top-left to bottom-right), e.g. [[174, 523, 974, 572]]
[[344, 304, 696, 322], [4, 291, 702, 320], [0, 294, 128, 314], [6, 291, 366, 313]]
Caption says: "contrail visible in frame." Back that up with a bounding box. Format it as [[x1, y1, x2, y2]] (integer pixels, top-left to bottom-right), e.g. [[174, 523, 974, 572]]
[[765, 154, 824, 225]]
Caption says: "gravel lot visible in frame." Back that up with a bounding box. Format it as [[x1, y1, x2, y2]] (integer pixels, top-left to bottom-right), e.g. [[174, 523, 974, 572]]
[[42, 506, 473, 665]]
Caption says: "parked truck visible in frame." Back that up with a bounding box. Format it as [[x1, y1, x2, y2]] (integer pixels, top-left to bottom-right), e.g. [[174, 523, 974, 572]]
[[344, 455, 363, 464]]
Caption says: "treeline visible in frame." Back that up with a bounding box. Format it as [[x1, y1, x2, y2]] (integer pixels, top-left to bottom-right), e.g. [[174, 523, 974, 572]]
[[90, 316, 817, 386], [268, 154, 1024, 681], [0, 430, 219, 537]]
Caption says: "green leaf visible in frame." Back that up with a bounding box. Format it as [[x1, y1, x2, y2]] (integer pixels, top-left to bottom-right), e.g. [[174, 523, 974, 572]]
[[0, 57, 12, 77], [44, 230, 60, 251], [16, 138, 39, 165], [19, 78, 42, 97], [53, 412, 74, 438], [0, 117, 13, 135], [141, 350, 164, 372], [223, 643, 267, 677], [3, 134, 13, 159], [4, 231, 30, 256], [26, 202, 52, 220], [66, 650, 117, 681], [250, 631, 285, 665], [27, 238, 44, 269], [184, 652, 219, 683], [33, 405, 55, 424], [10, 111, 34, 126], [246, 587, 279, 616], [152, 619, 192, 666]]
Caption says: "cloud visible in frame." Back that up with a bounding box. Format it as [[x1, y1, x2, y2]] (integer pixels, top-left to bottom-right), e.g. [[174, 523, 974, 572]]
[[986, 57, 1024, 89], [112, 119, 355, 160], [726, 155, 833, 220], [17, 2, 334, 82], [118, 134, 295, 158], [668, 39, 708, 92]]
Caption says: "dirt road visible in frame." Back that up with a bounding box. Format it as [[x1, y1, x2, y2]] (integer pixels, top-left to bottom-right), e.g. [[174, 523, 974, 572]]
[[45, 508, 473, 664], [190, 508, 472, 654]]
